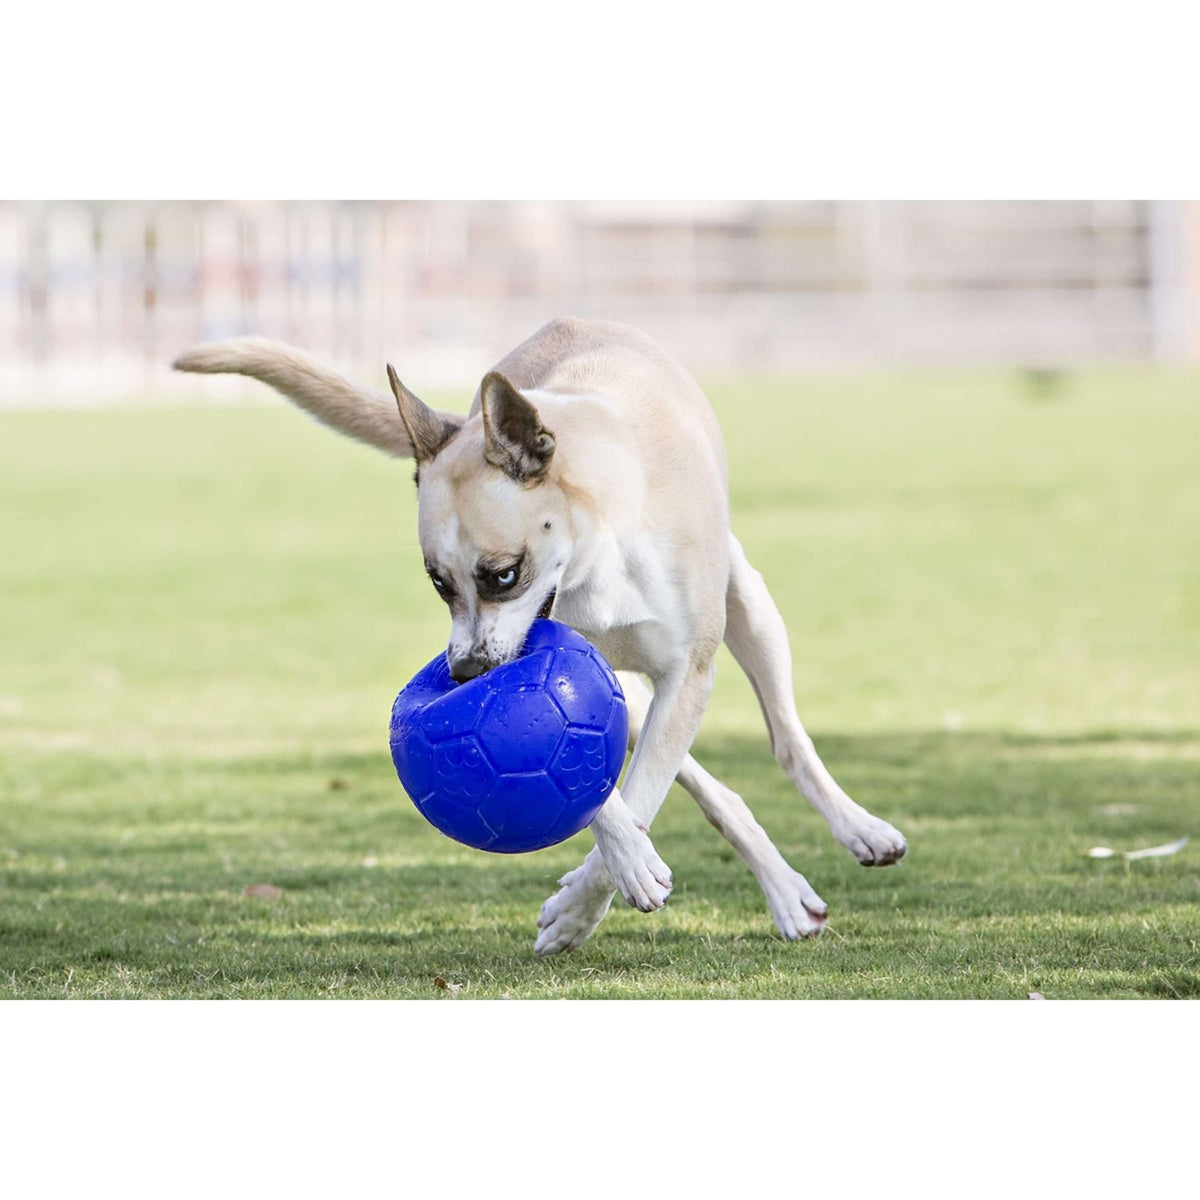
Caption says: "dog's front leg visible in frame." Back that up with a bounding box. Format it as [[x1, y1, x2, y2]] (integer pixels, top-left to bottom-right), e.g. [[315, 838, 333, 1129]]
[[535, 791, 675, 957], [586, 790, 673, 912], [535, 657, 715, 955]]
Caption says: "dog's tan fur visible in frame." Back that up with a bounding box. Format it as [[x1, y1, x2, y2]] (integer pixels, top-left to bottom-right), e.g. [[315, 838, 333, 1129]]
[[175, 317, 906, 953]]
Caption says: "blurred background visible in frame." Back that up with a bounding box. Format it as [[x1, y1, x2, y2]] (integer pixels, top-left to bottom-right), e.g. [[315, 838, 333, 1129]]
[[3, 199, 1200, 404]]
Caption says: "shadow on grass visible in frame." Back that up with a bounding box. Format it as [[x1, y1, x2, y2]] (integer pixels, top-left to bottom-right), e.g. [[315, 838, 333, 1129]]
[[2, 728, 1198, 997]]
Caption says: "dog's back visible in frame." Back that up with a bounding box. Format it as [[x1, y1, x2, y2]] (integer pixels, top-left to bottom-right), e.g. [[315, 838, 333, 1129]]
[[480, 317, 729, 493]]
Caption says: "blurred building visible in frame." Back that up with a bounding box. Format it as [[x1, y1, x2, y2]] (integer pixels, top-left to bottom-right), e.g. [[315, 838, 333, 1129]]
[[1, 200, 1198, 404]]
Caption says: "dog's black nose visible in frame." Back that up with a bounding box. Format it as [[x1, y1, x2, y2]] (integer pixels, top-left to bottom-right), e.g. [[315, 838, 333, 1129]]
[[449, 654, 490, 683]]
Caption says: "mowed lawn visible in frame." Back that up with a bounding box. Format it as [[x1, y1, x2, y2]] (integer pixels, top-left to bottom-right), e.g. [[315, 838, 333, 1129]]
[[2, 368, 1198, 998]]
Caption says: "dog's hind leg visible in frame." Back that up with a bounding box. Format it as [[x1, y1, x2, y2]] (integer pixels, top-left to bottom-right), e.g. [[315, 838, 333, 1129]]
[[724, 534, 908, 867], [621, 673, 828, 940], [535, 668, 828, 953]]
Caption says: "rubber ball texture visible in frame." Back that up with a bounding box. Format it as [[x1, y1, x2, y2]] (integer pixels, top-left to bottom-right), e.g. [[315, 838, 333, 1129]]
[[389, 620, 628, 853]]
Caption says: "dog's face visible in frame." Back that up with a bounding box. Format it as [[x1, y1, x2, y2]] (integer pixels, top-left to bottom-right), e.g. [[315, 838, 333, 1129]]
[[389, 367, 570, 682]]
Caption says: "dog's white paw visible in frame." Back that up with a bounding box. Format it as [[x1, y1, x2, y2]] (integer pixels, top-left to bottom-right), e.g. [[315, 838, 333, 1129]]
[[763, 869, 829, 940], [535, 864, 614, 956], [589, 809, 674, 913], [605, 836, 673, 912], [834, 808, 908, 867]]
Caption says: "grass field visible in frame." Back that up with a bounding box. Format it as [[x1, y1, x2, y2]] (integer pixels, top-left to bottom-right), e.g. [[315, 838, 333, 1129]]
[[2, 368, 1199, 998]]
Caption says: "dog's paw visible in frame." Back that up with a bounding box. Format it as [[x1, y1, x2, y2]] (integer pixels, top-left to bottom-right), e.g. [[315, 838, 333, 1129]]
[[606, 836, 673, 912], [535, 865, 614, 956], [589, 812, 674, 913], [835, 809, 908, 867], [764, 869, 829, 940]]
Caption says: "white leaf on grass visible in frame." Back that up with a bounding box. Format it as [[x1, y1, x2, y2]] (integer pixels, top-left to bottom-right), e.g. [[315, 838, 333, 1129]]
[[1085, 836, 1188, 861], [1123, 836, 1188, 861]]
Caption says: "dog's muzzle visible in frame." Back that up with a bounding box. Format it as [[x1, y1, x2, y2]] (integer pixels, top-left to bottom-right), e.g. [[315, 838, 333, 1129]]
[[448, 591, 558, 683], [449, 654, 491, 683]]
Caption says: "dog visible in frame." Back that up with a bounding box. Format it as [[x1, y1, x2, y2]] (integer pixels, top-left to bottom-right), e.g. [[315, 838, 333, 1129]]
[[174, 317, 907, 954]]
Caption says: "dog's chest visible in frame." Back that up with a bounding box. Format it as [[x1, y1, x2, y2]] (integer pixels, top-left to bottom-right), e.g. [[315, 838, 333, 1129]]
[[554, 535, 686, 676], [579, 622, 686, 677]]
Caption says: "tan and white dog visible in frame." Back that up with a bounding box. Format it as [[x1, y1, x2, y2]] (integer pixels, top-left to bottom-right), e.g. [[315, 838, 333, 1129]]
[[175, 317, 906, 954]]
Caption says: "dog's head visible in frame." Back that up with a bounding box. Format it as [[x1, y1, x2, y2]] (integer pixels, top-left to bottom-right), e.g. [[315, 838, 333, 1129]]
[[388, 365, 572, 682]]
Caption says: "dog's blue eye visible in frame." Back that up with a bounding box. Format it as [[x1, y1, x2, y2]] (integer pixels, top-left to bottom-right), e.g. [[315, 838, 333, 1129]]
[[430, 573, 447, 593], [494, 568, 517, 589]]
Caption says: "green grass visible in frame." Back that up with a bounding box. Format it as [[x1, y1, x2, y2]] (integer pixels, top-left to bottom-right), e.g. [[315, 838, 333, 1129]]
[[2, 368, 1199, 998]]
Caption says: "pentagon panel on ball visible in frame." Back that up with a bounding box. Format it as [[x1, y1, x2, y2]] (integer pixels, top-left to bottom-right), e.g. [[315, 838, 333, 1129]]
[[389, 620, 628, 853]]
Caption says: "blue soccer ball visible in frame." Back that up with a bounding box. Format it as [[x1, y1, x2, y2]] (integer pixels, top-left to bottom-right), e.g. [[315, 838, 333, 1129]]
[[389, 619, 628, 853]]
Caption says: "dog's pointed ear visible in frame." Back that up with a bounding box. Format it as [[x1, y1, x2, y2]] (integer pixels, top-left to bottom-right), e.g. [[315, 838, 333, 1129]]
[[480, 372, 556, 482], [387, 364, 462, 463]]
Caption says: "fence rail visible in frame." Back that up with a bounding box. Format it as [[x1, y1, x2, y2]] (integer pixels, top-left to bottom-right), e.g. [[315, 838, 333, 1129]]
[[1, 200, 1197, 405]]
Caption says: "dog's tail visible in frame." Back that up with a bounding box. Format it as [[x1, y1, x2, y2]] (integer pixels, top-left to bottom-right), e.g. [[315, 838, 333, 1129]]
[[173, 336, 454, 458]]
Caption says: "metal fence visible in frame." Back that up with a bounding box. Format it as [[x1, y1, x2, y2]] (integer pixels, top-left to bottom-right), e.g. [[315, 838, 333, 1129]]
[[2, 200, 1198, 405]]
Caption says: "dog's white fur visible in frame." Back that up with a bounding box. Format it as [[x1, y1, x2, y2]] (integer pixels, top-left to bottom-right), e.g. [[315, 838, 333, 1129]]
[[175, 318, 906, 953]]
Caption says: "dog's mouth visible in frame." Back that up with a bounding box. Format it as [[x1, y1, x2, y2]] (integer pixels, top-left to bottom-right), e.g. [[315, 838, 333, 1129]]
[[448, 589, 559, 682]]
